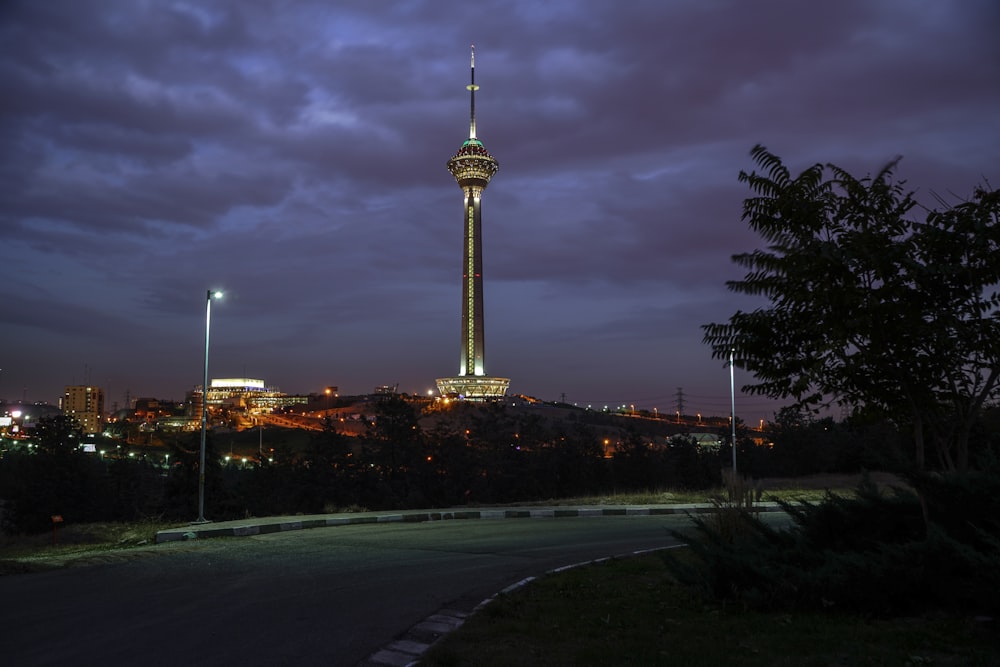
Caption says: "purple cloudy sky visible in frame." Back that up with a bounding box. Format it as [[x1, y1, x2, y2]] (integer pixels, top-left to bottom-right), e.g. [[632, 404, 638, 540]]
[[2, 1, 998, 418]]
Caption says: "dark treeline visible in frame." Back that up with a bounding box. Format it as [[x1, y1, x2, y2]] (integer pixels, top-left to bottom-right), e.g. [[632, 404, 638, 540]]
[[2, 398, 997, 535]]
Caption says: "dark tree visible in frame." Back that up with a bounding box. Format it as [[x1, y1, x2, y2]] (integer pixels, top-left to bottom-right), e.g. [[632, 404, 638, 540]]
[[704, 146, 1000, 472], [365, 395, 423, 476], [31, 414, 84, 454]]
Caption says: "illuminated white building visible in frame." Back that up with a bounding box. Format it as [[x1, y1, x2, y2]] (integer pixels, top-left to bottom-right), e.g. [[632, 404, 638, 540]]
[[195, 378, 307, 413]]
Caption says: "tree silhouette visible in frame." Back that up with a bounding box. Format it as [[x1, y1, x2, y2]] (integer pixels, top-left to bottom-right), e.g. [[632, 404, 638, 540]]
[[704, 146, 1000, 471]]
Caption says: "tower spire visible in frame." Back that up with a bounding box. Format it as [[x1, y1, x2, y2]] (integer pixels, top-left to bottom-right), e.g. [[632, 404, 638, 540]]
[[466, 44, 478, 140]]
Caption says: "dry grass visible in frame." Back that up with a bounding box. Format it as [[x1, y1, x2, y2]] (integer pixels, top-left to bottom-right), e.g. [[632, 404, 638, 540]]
[[0, 520, 177, 573], [508, 472, 905, 508]]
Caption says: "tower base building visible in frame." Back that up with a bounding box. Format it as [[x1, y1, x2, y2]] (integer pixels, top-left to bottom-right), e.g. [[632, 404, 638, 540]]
[[435, 375, 510, 400]]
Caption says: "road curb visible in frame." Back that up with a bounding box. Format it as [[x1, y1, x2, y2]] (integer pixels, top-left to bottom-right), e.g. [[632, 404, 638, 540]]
[[155, 503, 784, 543], [359, 543, 691, 666]]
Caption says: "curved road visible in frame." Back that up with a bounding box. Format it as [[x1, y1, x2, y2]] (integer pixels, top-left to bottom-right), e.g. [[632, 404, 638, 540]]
[[3, 515, 699, 666]]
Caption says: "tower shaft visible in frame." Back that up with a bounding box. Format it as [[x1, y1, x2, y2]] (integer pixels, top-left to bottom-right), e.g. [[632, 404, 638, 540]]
[[460, 188, 485, 375]]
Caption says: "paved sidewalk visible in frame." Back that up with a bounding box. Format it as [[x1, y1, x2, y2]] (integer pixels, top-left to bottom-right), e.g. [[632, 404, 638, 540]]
[[155, 502, 784, 543]]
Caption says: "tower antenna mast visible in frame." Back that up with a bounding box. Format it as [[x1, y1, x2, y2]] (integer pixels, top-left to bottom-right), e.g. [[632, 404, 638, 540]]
[[468, 45, 479, 140]]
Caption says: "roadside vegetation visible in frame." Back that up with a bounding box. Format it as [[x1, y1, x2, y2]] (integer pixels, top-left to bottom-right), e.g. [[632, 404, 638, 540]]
[[422, 471, 1000, 665], [0, 520, 177, 574], [420, 552, 999, 667], [425, 150, 1000, 665]]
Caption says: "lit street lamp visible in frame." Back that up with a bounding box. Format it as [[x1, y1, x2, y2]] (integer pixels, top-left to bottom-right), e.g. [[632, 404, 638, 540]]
[[195, 289, 223, 524]]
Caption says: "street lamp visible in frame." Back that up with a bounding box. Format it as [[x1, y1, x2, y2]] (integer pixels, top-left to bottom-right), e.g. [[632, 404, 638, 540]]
[[729, 348, 737, 474], [195, 289, 223, 524]]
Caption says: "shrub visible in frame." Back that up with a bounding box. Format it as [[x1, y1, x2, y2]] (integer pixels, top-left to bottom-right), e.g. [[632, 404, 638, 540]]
[[664, 473, 1000, 616]]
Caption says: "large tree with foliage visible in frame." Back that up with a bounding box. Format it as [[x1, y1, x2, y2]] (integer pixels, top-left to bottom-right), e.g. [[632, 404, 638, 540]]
[[703, 146, 1000, 472]]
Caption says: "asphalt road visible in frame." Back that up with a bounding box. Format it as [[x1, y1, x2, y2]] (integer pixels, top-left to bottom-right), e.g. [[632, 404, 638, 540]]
[[1, 515, 699, 666]]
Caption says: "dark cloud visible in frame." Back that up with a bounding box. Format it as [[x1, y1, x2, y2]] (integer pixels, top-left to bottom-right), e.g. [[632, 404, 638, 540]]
[[1, 0, 997, 414]]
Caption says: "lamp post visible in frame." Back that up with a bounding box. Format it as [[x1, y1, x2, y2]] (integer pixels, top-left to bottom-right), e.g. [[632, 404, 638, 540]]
[[729, 348, 737, 474], [195, 289, 223, 524]]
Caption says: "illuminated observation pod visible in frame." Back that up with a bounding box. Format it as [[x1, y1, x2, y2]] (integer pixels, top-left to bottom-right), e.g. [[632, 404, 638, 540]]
[[448, 139, 498, 190]]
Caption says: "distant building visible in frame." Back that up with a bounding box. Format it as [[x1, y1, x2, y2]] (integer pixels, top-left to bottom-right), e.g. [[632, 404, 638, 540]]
[[188, 378, 309, 415], [62, 385, 105, 434], [0, 401, 61, 436], [669, 433, 722, 449], [133, 397, 181, 422]]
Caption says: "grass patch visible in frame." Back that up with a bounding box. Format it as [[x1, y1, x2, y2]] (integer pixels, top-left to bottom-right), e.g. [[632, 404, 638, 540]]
[[505, 473, 907, 508], [421, 553, 999, 667], [0, 520, 178, 574], [510, 489, 712, 506]]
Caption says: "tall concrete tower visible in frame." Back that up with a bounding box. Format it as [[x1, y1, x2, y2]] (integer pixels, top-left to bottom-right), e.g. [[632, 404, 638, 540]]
[[436, 47, 510, 400]]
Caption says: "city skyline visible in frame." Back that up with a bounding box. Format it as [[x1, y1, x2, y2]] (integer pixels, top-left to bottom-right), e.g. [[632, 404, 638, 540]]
[[2, 2, 998, 418]]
